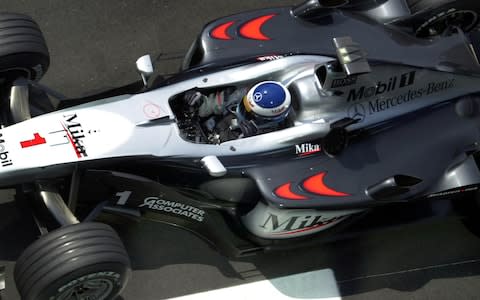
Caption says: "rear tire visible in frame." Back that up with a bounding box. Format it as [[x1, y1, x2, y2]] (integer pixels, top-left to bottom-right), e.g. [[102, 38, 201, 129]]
[[14, 222, 130, 300], [408, 1, 480, 37], [0, 13, 49, 83]]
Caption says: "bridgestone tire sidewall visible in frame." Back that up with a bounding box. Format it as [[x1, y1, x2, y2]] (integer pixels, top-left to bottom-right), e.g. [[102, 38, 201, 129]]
[[409, 0, 480, 14], [14, 223, 131, 300], [31, 262, 129, 300], [413, 2, 480, 37]]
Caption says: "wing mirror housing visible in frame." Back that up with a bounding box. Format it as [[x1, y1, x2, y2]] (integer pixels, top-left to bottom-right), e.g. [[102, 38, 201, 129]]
[[292, 0, 349, 18], [136, 54, 154, 86], [201, 156, 227, 177]]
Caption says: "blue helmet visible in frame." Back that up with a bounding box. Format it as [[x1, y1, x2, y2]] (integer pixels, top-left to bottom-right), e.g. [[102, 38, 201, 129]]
[[242, 81, 291, 123]]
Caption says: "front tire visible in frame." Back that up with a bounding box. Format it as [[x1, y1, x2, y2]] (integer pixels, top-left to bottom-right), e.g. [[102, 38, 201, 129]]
[[14, 222, 130, 300], [409, 1, 480, 37], [0, 13, 50, 83]]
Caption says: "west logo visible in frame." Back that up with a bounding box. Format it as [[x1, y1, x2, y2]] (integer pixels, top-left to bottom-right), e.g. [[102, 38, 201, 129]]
[[0, 133, 13, 167], [331, 76, 357, 88], [260, 213, 344, 235], [295, 143, 321, 156], [63, 113, 88, 158], [257, 55, 283, 61], [347, 71, 416, 102]]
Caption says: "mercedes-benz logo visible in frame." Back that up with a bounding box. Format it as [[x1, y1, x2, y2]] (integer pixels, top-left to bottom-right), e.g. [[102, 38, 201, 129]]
[[347, 103, 366, 122], [253, 92, 263, 102]]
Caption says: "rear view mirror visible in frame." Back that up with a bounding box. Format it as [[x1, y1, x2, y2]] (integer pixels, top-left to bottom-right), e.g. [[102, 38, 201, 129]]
[[136, 54, 154, 86]]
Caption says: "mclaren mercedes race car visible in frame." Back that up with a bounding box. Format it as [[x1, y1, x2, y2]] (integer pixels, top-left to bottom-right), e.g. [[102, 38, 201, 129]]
[[2, 0, 480, 299]]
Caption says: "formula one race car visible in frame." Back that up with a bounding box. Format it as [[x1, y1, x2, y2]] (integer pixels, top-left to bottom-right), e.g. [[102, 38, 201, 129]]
[[2, 0, 480, 299]]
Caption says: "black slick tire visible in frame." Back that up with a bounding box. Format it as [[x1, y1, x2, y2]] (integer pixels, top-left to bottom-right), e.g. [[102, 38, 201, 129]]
[[0, 12, 49, 83], [13, 222, 130, 300]]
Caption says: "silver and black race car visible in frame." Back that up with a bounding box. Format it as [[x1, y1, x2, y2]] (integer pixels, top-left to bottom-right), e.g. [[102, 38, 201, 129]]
[[2, 0, 480, 299]]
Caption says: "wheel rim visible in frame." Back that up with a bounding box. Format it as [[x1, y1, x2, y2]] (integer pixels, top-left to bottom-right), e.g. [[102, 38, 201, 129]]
[[416, 9, 479, 37], [56, 278, 114, 300]]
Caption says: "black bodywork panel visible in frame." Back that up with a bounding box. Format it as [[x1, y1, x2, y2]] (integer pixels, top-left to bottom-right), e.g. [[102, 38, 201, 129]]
[[79, 170, 264, 256], [243, 99, 480, 209], [186, 7, 479, 74], [76, 169, 463, 257]]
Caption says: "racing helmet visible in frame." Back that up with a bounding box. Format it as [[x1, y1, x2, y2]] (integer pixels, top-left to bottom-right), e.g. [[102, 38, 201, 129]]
[[241, 81, 291, 124]]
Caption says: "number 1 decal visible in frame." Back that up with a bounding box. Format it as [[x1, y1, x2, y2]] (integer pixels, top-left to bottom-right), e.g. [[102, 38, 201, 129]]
[[115, 191, 132, 205], [20, 133, 47, 148]]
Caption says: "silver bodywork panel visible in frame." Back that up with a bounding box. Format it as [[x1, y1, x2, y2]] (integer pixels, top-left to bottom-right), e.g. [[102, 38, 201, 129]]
[[0, 55, 479, 185]]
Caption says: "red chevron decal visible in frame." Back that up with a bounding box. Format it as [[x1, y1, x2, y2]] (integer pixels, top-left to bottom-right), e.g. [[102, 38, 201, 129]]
[[211, 21, 235, 40], [275, 182, 308, 200], [239, 14, 275, 40], [303, 172, 350, 197]]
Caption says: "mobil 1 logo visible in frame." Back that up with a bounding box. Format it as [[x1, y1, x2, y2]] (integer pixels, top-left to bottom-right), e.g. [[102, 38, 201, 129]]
[[347, 71, 416, 102], [0, 132, 12, 167], [346, 73, 456, 119]]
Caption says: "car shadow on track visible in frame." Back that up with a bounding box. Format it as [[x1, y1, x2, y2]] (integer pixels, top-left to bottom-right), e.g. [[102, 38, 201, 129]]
[[113, 216, 480, 299], [0, 201, 38, 262], [0, 198, 40, 300], [3, 196, 480, 299]]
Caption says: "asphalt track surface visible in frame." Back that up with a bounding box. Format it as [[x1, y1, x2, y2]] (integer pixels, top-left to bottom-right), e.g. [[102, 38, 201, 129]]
[[0, 1, 480, 299]]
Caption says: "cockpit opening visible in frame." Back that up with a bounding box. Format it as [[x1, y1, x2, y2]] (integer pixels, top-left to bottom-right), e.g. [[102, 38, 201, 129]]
[[170, 81, 296, 144]]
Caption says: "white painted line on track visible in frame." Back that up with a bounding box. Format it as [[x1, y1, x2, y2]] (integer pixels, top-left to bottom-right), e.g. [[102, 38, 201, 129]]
[[338, 258, 480, 283], [168, 268, 341, 300]]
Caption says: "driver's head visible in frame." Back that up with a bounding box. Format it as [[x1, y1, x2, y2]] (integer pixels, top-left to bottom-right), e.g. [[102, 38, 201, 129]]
[[242, 81, 291, 124]]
